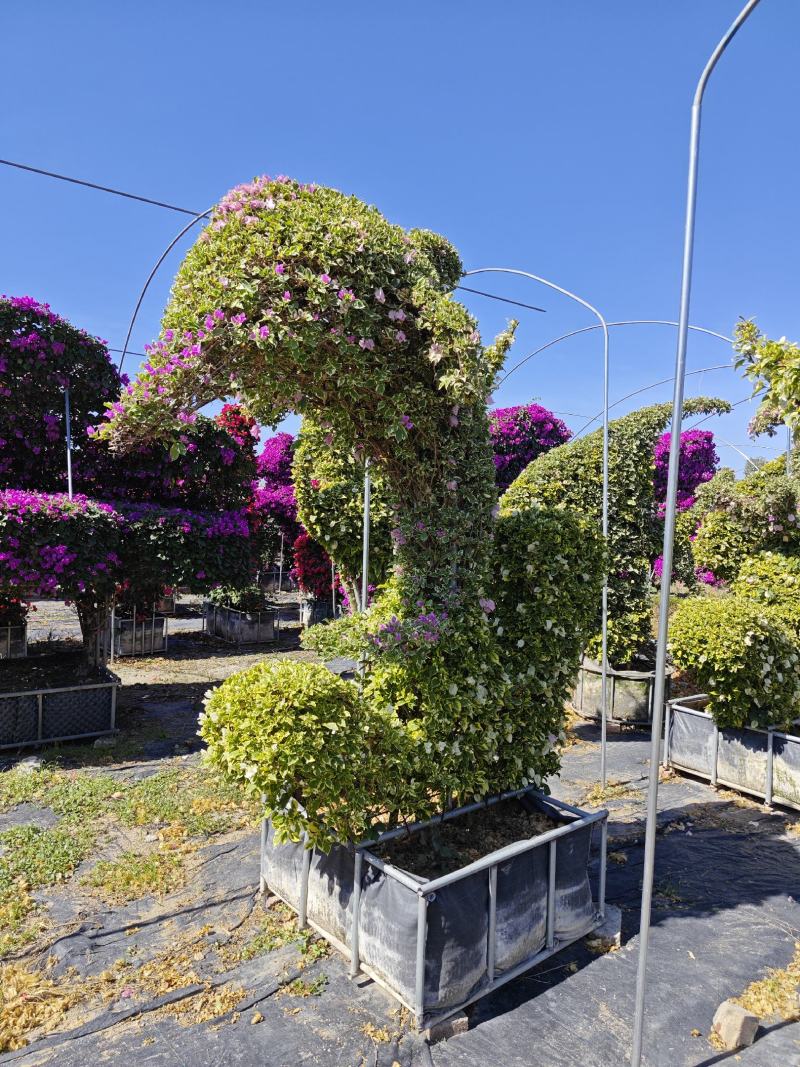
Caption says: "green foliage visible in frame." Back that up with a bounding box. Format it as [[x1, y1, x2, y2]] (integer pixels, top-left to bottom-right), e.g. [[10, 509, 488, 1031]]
[[200, 660, 412, 849], [733, 552, 800, 637], [669, 596, 800, 729], [84, 850, 184, 903], [293, 415, 391, 599], [502, 399, 731, 666], [300, 609, 373, 661], [0, 824, 93, 891], [734, 319, 800, 432], [206, 585, 267, 612], [100, 175, 607, 846]]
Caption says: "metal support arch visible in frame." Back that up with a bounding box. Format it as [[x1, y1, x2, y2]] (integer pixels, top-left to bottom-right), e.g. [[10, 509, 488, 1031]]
[[631, 4, 764, 1063], [465, 267, 611, 788]]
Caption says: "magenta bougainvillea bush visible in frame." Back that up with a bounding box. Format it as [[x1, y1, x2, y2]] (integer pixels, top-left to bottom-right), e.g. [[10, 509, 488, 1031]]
[[489, 403, 571, 490], [215, 402, 259, 450], [653, 428, 718, 515], [291, 530, 333, 599], [258, 431, 294, 486], [0, 295, 122, 491], [0, 489, 252, 669]]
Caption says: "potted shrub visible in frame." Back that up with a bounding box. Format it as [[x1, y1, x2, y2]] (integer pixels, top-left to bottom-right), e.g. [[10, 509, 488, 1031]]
[[292, 531, 335, 626], [98, 174, 610, 1025], [666, 594, 800, 809], [205, 585, 278, 645]]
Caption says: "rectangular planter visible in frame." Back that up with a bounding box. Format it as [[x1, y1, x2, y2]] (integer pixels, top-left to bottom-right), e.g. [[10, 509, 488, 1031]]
[[0, 673, 119, 749], [155, 595, 176, 615], [0, 624, 27, 660], [260, 569, 297, 594], [204, 603, 278, 645], [572, 656, 670, 727], [104, 615, 168, 658], [261, 787, 608, 1030], [664, 695, 800, 811]]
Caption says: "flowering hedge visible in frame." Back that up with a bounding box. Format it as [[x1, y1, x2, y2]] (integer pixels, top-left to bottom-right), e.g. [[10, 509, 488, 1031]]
[[0, 295, 122, 491], [490, 403, 571, 490], [97, 175, 605, 847], [502, 399, 730, 667], [290, 530, 333, 600]]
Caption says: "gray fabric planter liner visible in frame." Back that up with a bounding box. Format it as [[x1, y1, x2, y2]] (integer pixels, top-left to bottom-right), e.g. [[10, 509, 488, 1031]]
[[0, 624, 26, 660], [204, 603, 277, 645], [261, 787, 607, 1029], [107, 616, 168, 658], [666, 695, 800, 811], [572, 656, 671, 726], [0, 674, 119, 749]]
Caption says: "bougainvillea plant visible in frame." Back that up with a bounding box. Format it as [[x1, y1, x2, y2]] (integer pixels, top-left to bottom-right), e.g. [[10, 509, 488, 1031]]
[[502, 399, 730, 668], [734, 319, 799, 444], [98, 175, 605, 848], [215, 402, 259, 450], [0, 295, 122, 491], [291, 530, 333, 600], [489, 402, 571, 491], [653, 428, 718, 515]]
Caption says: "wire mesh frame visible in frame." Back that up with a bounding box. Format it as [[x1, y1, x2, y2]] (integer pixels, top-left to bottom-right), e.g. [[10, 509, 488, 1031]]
[[0, 624, 27, 660], [205, 603, 281, 646], [0, 677, 119, 750], [262, 786, 609, 1031], [663, 694, 800, 813], [104, 612, 169, 660]]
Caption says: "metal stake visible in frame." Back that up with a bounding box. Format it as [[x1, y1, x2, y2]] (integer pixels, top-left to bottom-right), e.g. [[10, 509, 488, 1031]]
[[361, 460, 371, 613], [64, 385, 73, 499], [631, 5, 764, 1063]]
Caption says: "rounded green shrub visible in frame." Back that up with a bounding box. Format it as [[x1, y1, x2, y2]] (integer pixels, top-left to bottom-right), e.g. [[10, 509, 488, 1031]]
[[200, 660, 409, 849], [669, 596, 800, 729], [733, 551, 800, 636]]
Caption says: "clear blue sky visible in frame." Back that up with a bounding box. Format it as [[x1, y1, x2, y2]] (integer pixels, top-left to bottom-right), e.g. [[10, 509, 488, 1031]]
[[3, 1, 798, 469]]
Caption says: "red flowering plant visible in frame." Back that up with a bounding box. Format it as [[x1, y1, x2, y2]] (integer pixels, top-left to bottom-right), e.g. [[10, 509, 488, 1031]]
[[0, 595, 32, 628], [215, 402, 259, 450], [0, 296, 123, 492], [291, 531, 333, 600]]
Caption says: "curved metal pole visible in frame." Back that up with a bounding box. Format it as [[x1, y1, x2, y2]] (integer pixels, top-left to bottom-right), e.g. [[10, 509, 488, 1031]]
[[118, 207, 213, 374], [632, 4, 764, 1064], [498, 320, 732, 387], [465, 266, 611, 788]]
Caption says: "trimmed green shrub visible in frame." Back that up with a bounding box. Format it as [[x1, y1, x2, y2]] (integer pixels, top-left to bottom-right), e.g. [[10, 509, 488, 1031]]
[[200, 660, 410, 849], [502, 399, 730, 667], [669, 596, 800, 729], [733, 552, 800, 636], [206, 585, 268, 612]]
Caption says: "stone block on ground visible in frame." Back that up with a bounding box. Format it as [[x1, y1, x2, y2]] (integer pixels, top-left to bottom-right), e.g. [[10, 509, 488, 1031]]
[[585, 904, 622, 951], [712, 1000, 759, 1050], [425, 1010, 469, 1044]]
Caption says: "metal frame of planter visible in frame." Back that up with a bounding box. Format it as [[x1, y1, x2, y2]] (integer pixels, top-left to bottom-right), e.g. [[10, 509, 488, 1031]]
[[663, 693, 800, 812], [573, 657, 671, 727], [204, 602, 280, 646], [104, 608, 169, 661], [0, 674, 119, 750], [261, 786, 608, 1031], [0, 624, 27, 660]]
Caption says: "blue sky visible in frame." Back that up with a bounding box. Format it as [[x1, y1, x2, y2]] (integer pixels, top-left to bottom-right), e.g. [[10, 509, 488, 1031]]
[[2, 1, 798, 469]]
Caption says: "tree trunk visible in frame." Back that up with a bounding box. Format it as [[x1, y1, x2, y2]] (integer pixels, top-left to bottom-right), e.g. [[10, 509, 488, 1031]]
[[75, 596, 110, 675]]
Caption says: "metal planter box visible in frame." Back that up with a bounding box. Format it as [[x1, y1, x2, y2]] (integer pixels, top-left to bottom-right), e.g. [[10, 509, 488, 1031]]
[[299, 599, 334, 628], [0, 673, 119, 749], [106, 615, 168, 658], [261, 788, 608, 1030], [155, 595, 176, 615], [665, 695, 800, 811], [204, 603, 278, 645], [0, 624, 27, 660], [572, 656, 671, 726]]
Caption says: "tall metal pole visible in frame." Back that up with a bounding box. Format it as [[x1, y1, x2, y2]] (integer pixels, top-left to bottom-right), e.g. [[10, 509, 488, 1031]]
[[360, 460, 371, 613], [465, 267, 611, 787], [64, 385, 74, 500], [631, 4, 763, 1063]]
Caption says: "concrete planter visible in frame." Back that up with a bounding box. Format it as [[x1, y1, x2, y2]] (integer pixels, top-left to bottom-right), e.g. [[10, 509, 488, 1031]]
[[665, 695, 800, 811], [105, 615, 168, 658], [0, 672, 119, 749], [261, 788, 608, 1031], [204, 603, 278, 645], [572, 656, 671, 726], [0, 624, 27, 660]]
